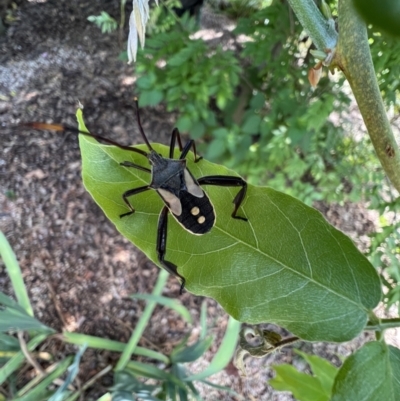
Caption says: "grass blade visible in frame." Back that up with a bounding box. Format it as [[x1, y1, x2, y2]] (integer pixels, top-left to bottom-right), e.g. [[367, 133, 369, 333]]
[[0, 231, 33, 316]]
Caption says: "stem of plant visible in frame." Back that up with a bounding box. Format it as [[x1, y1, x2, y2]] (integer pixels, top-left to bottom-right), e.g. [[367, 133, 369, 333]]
[[366, 318, 400, 331], [334, 0, 400, 193], [286, 0, 338, 51]]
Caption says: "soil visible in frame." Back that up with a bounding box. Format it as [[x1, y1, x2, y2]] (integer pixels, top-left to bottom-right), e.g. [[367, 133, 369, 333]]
[[0, 1, 378, 400]]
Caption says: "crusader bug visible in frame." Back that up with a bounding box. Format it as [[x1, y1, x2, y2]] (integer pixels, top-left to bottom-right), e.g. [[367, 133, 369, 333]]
[[22, 101, 248, 291]]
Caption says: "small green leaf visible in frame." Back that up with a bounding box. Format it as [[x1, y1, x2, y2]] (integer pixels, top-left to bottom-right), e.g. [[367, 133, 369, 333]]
[[294, 350, 338, 395], [331, 342, 400, 401], [139, 90, 164, 107], [77, 112, 381, 342], [189, 121, 206, 139], [242, 115, 261, 134], [176, 115, 192, 132], [270, 364, 328, 401], [206, 138, 226, 160], [136, 74, 156, 90]]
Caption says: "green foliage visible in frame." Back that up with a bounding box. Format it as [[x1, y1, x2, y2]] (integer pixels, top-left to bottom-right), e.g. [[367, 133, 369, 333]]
[[367, 199, 400, 313], [77, 110, 381, 342], [0, 231, 238, 400], [270, 350, 338, 401], [87, 11, 118, 34], [132, 0, 400, 318], [134, 1, 385, 206], [353, 0, 400, 38], [146, 0, 182, 34], [369, 30, 400, 108], [331, 342, 400, 401], [271, 344, 400, 400], [135, 13, 241, 134]]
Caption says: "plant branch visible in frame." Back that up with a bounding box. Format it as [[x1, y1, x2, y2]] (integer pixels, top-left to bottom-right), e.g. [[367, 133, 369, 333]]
[[334, 0, 400, 193], [286, 0, 338, 51]]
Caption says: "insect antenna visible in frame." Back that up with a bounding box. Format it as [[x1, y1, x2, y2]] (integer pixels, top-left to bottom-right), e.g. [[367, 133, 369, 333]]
[[134, 97, 154, 152], [20, 122, 149, 157]]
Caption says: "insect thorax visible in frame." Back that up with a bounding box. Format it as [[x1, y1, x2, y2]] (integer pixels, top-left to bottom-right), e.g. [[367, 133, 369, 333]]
[[148, 151, 187, 190]]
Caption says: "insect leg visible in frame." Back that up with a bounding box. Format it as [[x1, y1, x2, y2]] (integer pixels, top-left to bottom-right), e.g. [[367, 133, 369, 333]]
[[169, 128, 202, 163], [120, 161, 151, 173], [120, 185, 151, 218], [20, 122, 148, 157], [157, 206, 186, 293], [197, 176, 248, 221]]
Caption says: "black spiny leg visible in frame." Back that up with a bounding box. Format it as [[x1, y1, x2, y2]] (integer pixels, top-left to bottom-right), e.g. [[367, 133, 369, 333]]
[[120, 161, 151, 173], [197, 176, 248, 221], [119, 161, 151, 218], [157, 206, 186, 293], [120, 185, 151, 218], [169, 128, 202, 163]]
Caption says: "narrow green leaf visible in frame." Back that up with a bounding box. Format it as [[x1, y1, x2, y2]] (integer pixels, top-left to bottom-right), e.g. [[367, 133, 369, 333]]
[[0, 292, 52, 333], [185, 317, 241, 381], [126, 361, 187, 390], [112, 370, 158, 399], [14, 356, 74, 401], [270, 364, 328, 401], [132, 294, 192, 323], [0, 308, 51, 332], [115, 270, 169, 371], [170, 337, 213, 363], [331, 341, 400, 401], [77, 113, 381, 342], [0, 332, 20, 351], [63, 332, 168, 364], [48, 345, 87, 401], [0, 334, 48, 385], [0, 231, 33, 316]]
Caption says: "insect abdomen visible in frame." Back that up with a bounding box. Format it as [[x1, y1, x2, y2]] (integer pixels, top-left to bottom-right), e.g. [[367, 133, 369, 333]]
[[173, 191, 215, 235]]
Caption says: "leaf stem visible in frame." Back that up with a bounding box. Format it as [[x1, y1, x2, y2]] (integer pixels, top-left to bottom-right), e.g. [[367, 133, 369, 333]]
[[334, 0, 400, 193], [366, 318, 400, 331]]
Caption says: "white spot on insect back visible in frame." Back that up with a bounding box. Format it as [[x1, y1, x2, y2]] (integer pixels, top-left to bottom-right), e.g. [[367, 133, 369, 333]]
[[184, 170, 203, 198], [157, 188, 182, 216], [191, 207, 200, 216]]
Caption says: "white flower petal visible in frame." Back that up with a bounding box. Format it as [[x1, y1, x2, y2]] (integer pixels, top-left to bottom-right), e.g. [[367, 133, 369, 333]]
[[127, 0, 153, 63]]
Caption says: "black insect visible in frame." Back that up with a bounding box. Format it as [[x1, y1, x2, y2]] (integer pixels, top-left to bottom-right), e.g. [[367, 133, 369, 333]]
[[22, 101, 248, 292]]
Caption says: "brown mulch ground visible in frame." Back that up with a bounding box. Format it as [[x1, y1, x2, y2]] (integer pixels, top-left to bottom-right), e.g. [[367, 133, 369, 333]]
[[0, 1, 377, 400]]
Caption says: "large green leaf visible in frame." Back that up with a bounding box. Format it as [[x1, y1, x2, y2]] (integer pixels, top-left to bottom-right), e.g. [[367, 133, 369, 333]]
[[77, 114, 381, 342], [353, 0, 400, 37], [331, 341, 400, 401]]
